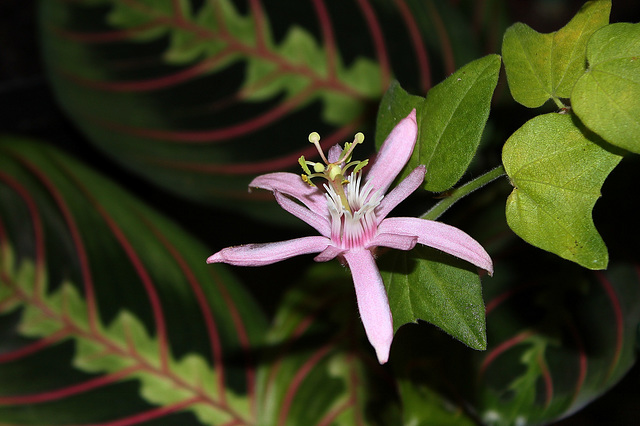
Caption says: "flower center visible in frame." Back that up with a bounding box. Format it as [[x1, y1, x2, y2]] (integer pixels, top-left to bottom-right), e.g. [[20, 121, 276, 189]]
[[298, 132, 369, 214], [324, 173, 383, 249]]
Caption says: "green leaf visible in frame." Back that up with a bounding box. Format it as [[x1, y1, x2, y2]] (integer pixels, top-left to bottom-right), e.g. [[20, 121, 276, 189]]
[[255, 263, 401, 425], [502, 0, 611, 108], [0, 136, 267, 424], [398, 380, 475, 426], [38, 0, 424, 218], [477, 256, 640, 425], [375, 80, 424, 150], [572, 22, 640, 153], [409, 55, 501, 193], [502, 113, 622, 269], [379, 246, 487, 350]]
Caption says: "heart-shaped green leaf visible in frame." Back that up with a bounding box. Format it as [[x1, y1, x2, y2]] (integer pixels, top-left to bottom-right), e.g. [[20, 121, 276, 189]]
[[0, 136, 267, 424], [572, 22, 640, 153], [502, 113, 622, 269], [379, 246, 487, 351], [502, 0, 610, 108]]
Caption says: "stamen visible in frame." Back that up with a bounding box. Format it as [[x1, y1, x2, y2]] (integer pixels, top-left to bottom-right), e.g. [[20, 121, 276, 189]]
[[308, 132, 329, 164], [300, 132, 369, 205], [336, 132, 365, 164]]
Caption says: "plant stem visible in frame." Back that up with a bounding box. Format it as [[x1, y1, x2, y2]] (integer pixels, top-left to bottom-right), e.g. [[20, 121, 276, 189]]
[[422, 165, 506, 221], [552, 96, 566, 109]]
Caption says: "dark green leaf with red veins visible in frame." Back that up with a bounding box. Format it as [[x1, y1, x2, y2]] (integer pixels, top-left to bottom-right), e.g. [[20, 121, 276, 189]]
[[476, 258, 640, 425], [39, 0, 501, 219], [255, 262, 402, 426], [0, 136, 267, 424]]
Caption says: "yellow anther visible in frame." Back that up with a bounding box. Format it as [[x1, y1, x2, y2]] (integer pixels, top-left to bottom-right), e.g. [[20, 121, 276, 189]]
[[308, 132, 320, 144], [301, 174, 315, 187], [313, 163, 325, 173], [354, 132, 364, 144]]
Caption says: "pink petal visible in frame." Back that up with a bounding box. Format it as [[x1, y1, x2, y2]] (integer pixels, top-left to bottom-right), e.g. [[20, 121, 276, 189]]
[[327, 144, 342, 163], [343, 249, 394, 364], [250, 172, 327, 213], [367, 233, 417, 252], [207, 236, 330, 266], [378, 217, 493, 275], [375, 165, 426, 220], [313, 245, 344, 262], [274, 191, 330, 237], [366, 109, 418, 194]]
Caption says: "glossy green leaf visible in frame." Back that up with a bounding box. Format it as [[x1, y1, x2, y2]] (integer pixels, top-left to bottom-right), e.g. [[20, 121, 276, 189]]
[[379, 245, 487, 351], [255, 263, 400, 426], [502, 113, 622, 269], [374, 80, 424, 151], [572, 22, 640, 153], [409, 54, 501, 193], [502, 0, 610, 108], [0, 136, 267, 424]]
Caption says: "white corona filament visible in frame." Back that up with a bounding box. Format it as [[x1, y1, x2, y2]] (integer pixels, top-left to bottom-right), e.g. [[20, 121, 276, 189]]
[[324, 173, 384, 249]]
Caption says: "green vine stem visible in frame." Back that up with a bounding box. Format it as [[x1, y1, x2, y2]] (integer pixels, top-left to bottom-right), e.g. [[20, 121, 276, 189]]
[[422, 165, 506, 221]]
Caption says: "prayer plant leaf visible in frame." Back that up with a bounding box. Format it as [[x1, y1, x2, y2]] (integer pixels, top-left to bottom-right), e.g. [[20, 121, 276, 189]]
[[256, 262, 401, 426], [477, 255, 640, 426], [0, 136, 267, 425], [572, 22, 640, 154], [379, 246, 487, 351], [39, 0, 495, 220], [502, 0, 611, 108], [502, 113, 622, 270], [396, 378, 476, 426]]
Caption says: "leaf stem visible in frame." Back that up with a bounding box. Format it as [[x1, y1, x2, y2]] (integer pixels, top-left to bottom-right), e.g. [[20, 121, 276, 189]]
[[422, 165, 506, 221], [552, 96, 566, 109]]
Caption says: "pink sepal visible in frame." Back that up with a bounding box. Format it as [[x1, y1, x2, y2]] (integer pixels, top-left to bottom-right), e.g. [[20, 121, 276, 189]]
[[343, 249, 394, 364], [206, 236, 330, 267]]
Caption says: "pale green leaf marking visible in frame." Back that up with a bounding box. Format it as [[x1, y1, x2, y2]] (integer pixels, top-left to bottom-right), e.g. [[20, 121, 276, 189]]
[[572, 22, 640, 153], [503, 113, 622, 269], [103, 0, 382, 125], [4, 257, 248, 425]]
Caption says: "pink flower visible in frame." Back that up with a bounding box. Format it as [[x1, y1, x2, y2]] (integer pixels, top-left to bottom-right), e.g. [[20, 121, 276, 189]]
[[207, 110, 493, 364]]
